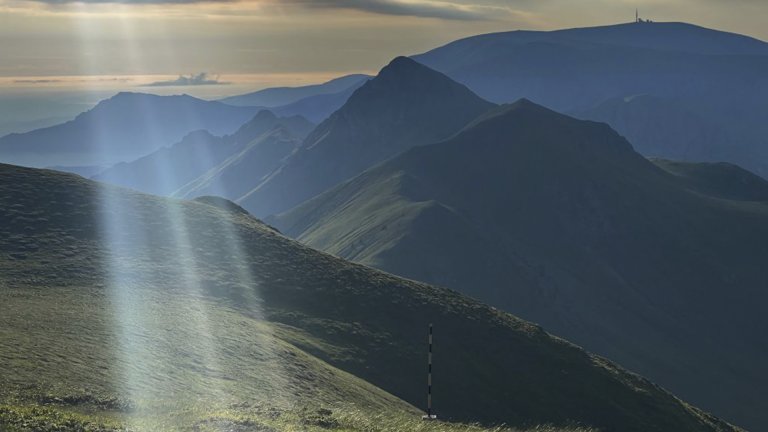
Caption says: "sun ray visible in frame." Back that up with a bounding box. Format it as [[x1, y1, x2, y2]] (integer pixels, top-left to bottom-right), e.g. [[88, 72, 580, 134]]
[[57, 5, 296, 428]]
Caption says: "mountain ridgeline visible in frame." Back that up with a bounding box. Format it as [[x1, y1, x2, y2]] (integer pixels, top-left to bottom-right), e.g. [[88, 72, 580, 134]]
[[413, 21, 768, 177], [219, 74, 370, 108], [93, 110, 314, 196], [0, 93, 267, 167], [235, 57, 496, 217], [0, 163, 739, 432], [2, 19, 767, 432], [272, 99, 768, 430]]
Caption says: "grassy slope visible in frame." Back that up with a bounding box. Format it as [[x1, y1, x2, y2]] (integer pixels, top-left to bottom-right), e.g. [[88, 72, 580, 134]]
[[0, 93, 264, 168], [651, 158, 768, 201], [237, 57, 496, 217], [94, 111, 314, 198], [0, 164, 737, 432], [174, 127, 304, 201], [271, 101, 768, 430]]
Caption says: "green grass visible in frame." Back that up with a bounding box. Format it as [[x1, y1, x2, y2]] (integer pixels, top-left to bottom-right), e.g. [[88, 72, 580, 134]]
[[0, 401, 596, 432], [0, 163, 741, 432], [271, 101, 768, 431]]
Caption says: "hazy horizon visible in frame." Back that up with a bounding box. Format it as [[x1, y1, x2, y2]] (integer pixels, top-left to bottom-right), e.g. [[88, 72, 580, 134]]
[[3, 0, 768, 137], [3, 0, 768, 85]]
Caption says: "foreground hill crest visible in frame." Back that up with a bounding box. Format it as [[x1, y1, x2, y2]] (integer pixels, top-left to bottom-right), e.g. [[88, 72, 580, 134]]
[[0, 162, 739, 432]]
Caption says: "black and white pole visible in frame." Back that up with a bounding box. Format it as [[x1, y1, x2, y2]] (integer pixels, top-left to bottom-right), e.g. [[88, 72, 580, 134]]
[[422, 323, 437, 420]]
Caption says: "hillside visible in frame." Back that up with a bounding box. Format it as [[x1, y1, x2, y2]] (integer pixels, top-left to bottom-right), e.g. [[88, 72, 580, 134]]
[[220, 74, 370, 107], [271, 100, 768, 430], [574, 94, 735, 162], [93, 111, 314, 196], [238, 57, 495, 217], [652, 158, 768, 201], [412, 21, 768, 177], [0, 162, 741, 432], [0, 92, 265, 168], [270, 78, 370, 123], [175, 126, 306, 201]]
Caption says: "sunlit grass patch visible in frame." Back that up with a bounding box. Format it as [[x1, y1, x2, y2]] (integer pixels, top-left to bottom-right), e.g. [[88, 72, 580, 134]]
[[0, 399, 597, 432], [0, 404, 124, 432]]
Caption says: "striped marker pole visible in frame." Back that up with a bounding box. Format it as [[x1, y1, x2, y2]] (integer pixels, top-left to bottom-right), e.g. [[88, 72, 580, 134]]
[[423, 323, 437, 420]]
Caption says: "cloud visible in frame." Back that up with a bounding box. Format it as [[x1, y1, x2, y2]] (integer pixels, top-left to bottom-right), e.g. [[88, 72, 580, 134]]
[[27, 0, 233, 3], [275, 0, 512, 21], [14, 79, 63, 84], [16, 0, 516, 21], [144, 73, 228, 87]]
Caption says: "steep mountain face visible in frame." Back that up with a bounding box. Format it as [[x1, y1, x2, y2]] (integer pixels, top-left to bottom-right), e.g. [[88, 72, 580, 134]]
[[412, 22, 768, 177], [93, 111, 314, 196], [175, 126, 305, 201], [0, 162, 740, 432], [652, 158, 768, 201], [0, 92, 265, 167], [270, 78, 370, 123], [574, 95, 735, 162], [238, 57, 496, 217], [272, 100, 768, 430], [219, 74, 371, 107], [92, 129, 226, 196]]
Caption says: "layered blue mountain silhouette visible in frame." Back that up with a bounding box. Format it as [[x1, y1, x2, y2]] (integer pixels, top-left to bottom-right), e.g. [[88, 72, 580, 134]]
[[413, 22, 768, 177], [93, 110, 314, 196], [2, 21, 768, 432], [271, 97, 768, 429], [236, 57, 495, 216], [0, 93, 265, 167], [219, 74, 370, 107]]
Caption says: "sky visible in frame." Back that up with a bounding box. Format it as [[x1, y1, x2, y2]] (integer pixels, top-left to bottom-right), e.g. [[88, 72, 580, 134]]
[[2, 0, 768, 89], [1, 0, 767, 135]]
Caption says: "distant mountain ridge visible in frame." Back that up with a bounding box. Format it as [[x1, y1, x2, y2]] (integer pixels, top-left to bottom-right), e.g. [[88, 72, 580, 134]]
[[573, 94, 735, 162], [413, 21, 768, 177], [269, 78, 369, 123], [220, 74, 371, 107], [272, 99, 768, 430], [0, 92, 264, 167], [237, 57, 496, 217], [93, 110, 314, 196], [432, 22, 768, 57], [175, 125, 307, 201]]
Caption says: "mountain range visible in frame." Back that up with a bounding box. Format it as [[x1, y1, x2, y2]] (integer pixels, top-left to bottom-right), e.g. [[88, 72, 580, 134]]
[[2, 19, 768, 432], [235, 57, 495, 217], [574, 94, 735, 162], [272, 99, 768, 430], [93, 110, 314, 196], [0, 92, 267, 167], [219, 74, 370, 107], [266, 79, 370, 123], [0, 162, 740, 432], [413, 21, 768, 177], [0, 77, 368, 170]]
